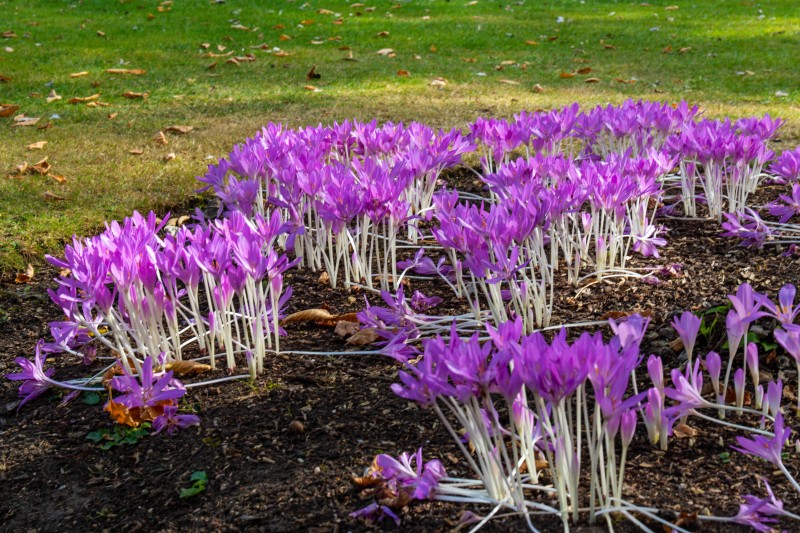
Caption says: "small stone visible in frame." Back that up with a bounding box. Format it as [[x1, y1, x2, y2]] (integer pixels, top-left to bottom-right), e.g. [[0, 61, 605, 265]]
[[288, 420, 305, 434]]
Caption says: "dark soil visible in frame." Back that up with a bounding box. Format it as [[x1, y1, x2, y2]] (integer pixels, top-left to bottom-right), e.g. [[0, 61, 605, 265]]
[[1, 180, 799, 532]]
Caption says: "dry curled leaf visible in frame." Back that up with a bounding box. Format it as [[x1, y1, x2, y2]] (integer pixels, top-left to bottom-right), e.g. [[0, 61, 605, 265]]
[[584, 77, 600, 83], [318, 271, 330, 284], [108, 112, 118, 120], [0, 103, 20, 117], [69, 71, 90, 78], [303, 85, 319, 92], [334, 321, 361, 338], [68, 94, 100, 104], [462, 57, 477, 62], [31, 157, 50, 174], [0, 74, 11, 82], [396, 69, 410, 77], [306, 65, 321, 80], [231, 23, 249, 31], [50, 174, 67, 184], [577, 67, 593, 75], [46, 90, 61, 103], [532, 83, 545, 93], [129, 148, 143, 155], [163, 152, 176, 162], [43, 190, 65, 202], [13, 115, 40, 127], [347, 328, 380, 346], [498, 79, 520, 85], [164, 360, 212, 375], [153, 131, 168, 145], [122, 91, 149, 99], [282, 309, 337, 325], [26, 141, 47, 150], [279, 34, 292, 41], [106, 68, 146, 75], [429, 77, 447, 87], [15, 264, 34, 284], [559, 72, 576, 78], [376, 48, 394, 56], [376, 31, 390, 37], [105, 397, 140, 427], [525, 40, 539, 46], [165, 125, 193, 134], [673, 423, 699, 439]]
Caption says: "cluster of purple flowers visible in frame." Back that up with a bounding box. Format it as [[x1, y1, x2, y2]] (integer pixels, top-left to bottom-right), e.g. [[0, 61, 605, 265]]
[[197, 120, 472, 290]]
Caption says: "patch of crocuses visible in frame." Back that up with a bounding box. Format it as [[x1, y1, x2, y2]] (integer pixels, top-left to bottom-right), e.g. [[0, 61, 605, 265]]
[[6, 100, 800, 530]]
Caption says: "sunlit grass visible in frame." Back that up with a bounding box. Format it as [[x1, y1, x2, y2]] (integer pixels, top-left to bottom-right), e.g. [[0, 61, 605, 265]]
[[1, 0, 798, 273]]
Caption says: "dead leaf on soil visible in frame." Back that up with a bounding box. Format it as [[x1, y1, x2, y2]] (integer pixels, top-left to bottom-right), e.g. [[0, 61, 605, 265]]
[[673, 423, 699, 438], [153, 131, 168, 145], [105, 397, 140, 427], [108, 112, 118, 120], [347, 328, 380, 346], [106, 68, 146, 75], [50, 174, 67, 184], [163, 360, 212, 375], [26, 141, 47, 150], [31, 157, 50, 174], [318, 271, 330, 284], [526, 40, 540, 46], [282, 309, 337, 325], [334, 321, 361, 338], [122, 91, 149, 99], [231, 23, 250, 31], [462, 57, 477, 62], [279, 34, 292, 41], [376, 31, 390, 37], [14, 264, 34, 284], [577, 67, 593, 75], [0, 74, 11, 82], [669, 337, 684, 352]]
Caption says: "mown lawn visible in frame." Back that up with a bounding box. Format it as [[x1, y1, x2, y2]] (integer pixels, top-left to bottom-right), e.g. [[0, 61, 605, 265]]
[[1, 0, 798, 273]]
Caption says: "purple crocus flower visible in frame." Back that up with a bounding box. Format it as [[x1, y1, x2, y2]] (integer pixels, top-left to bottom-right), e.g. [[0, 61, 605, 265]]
[[760, 283, 800, 325], [6, 341, 56, 409], [671, 311, 701, 363], [349, 503, 401, 526], [110, 355, 186, 409], [732, 412, 792, 467], [152, 405, 201, 435], [731, 497, 780, 532]]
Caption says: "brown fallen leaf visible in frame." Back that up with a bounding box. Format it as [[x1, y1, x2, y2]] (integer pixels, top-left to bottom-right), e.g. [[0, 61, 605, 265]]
[[0, 103, 20, 117], [273, 50, 291, 57], [316, 312, 359, 327], [15, 264, 35, 284], [334, 321, 361, 338], [614, 78, 637, 84], [669, 337, 684, 352], [673, 423, 698, 439], [250, 43, 270, 49], [0, 74, 11, 82], [129, 149, 143, 155], [165, 125, 193, 134], [665, 5, 679, 10], [662, 45, 673, 53], [306, 65, 321, 80], [46, 90, 61, 103], [526, 40, 540, 46], [678, 47, 692, 54], [44, 190, 65, 202], [231, 24, 249, 31], [108, 112, 118, 120], [376, 31, 390, 37], [317, 8, 334, 14], [13, 115, 40, 127], [584, 77, 600, 83], [279, 34, 292, 41], [122, 91, 149, 99], [31, 157, 50, 174], [396, 69, 410, 77], [318, 271, 330, 284], [50, 174, 67, 184], [499, 79, 520, 85], [234, 54, 256, 62], [226, 58, 240, 66], [282, 309, 337, 325], [163, 152, 176, 162], [303, 85, 319, 92], [332, 18, 344, 25], [164, 360, 212, 375], [532, 83, 545, 93], [559, 72, 576, 78], [153, 131, 168, 145], [26, 141, 47, 150], [68, 94, 100, 104], [376, 48, 394, 56], [462, 57, 477, 62], [347, 328, 380, 346], [206, 51, 234, 57], [70, 71, 90, 78], [206, 62, 217, 70], [577, 67, 593, 75], [429, 77, 447, 87], [429, 44, 437, 53], [106, 68, 147, 75], [603, 44, 616, 50], [2, 31, 17, 39]]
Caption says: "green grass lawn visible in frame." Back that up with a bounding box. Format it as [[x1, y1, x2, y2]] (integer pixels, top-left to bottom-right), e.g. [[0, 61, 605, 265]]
[[1, 0, 799, 274]]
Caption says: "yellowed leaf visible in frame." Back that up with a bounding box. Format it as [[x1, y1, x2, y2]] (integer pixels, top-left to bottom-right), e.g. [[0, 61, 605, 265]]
[[429, 44, 437, 53], [273, 50, 291, 57], [665, 5, 679, 10], [26, 141, 47, 150], [50, 173, 67, 184], [334, 321, 361, 338], [106, 68, 146, 75], [46, 90, 61, 103], [318, 271, 330, 284], [376, 31, 390, 37], [15, 264, 34, 284], [231, 24, 250, 31], [526, 40, 539, 46], [12, 115, 40, 127], [279, 34, 292, 41], [226, 58, 240, 66], [560, 72, 576, 78], [31, 157, 50, 174], [69, 71, 90, 78], [429, 77, 447, 87], [153, 131, 168, 145], [678, 46, 692, 54], [303, 85, 319, 92], [673, 423, 698, 439], [129, 148, 143, 155], [282, 309, 336, 325], [122, 91, 149, 99], [0, 74, 11, 83], [96, 30, 106, 37], [577, 67, 593, 75], [68, 94, 100, 104], [462, 57, 477, 62], [317, 8, 334, 14], [165, 125, 193, 134], [300, 20, 315, 26]]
